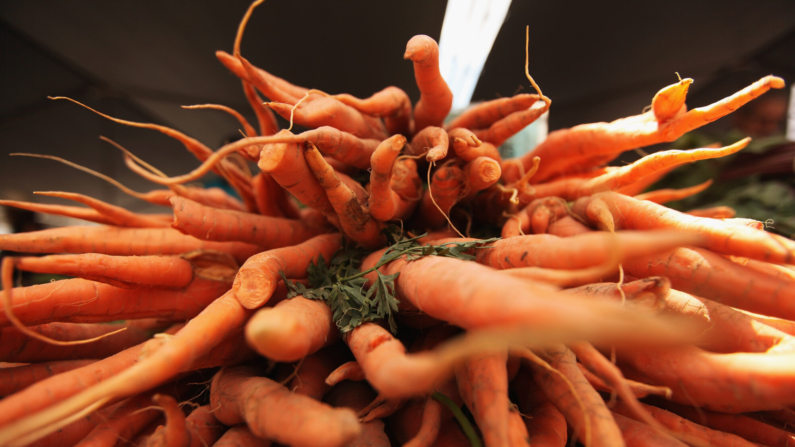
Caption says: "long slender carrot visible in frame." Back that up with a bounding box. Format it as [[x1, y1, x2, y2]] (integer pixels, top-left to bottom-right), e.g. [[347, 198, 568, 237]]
[[634, 179, 713, 204], [455, 350, 511, 447], [576, 363, 672, 399], [268, 97, 388, 140], [210, 365, 361, 447], [26, 403, 121, 447], [472, 100, 550, 148], [611, 412, 688, 447], [170, 196, 323, 248], [369, 135, 408, 221], [304, 144, 385, 248], [15, 253, 196, 289], [245, 295, 338, 362], [233, 233, 341, 309], [404, 35, 453, 133], [0, 199, 118, 227], [181, 103, 258, 139], [504, 75, 785, 183], [446, 94, 541, 131], [242, 80, 280, 137], [218, 51, 304, 104], [0, 360, 98, 397]]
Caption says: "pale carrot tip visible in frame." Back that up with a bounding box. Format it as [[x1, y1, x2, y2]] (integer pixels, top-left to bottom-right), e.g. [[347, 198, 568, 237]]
[[770, 76, 786, 89]]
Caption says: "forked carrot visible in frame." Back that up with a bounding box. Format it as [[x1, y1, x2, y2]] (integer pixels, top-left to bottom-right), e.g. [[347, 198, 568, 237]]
[[404, 35, 453, 132], [414, 163, 466, 230]]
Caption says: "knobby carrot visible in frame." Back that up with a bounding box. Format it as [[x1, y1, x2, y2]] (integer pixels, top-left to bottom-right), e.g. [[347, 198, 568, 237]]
[[652, 76, 692, 123], [210, 365, 361, 447], [404, 35, 453, 133], [410, 126, 449, 162], [415, 163, 466, 230], [449, 128, 502, 162], [502, 197, 569, 238]]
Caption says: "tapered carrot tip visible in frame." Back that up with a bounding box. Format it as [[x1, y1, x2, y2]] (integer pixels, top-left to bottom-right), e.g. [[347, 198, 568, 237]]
[[770, 76, 786, 89], [233, 270, 276, 309], [404, 35, 437, 62], [245, 308, 299, 361]]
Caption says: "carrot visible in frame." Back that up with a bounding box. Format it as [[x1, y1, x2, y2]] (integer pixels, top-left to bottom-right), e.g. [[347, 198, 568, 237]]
[[0, 226, 262, 264], [252, 172, 289, 217], [245, 295, 338, 362], [173, 404, 225, 447], [576, 363, 671, 399], [0, 360, 97, 397], [404, 35, 453, 133], [301, 127, 382, 170], [268, 97, 388, 140], [332, 86, 413, 136], [325, 380, 391, 447], [611, 400, 758, 447], [455, 350, 511, 447], [477, 230, 703, 270], [447, 94, 541, 130], [215, 425, 271, 447], [390, 158, 423, 218], [573, 191, 795, 264], [652, 76, 693, 123], [289, 345, 344, 400], [15, 253, 195, 289], [611, 412, 688, 447], [517, 345, 625, 447], [624, 246, 795, 321], [409, 126, 449, 162], [512, 367, 568, 446], [210, 365, 361, 447], [233, 233, 341, 309], [634, 179, 713, 204], [685, 206, 737, 218], [369, 135, 409, 221], [415, 163, 466, 230], [547, 215, 592, 237], [304, 144, 385, 248], [326, 361, 366, 387], [449, 128, 502, 162], [145, 398, 224, 447], [463, 157, 501, 196], [0, 320, 161, 363], [507, 408, 532, 447], [472, 99, 550, 148], [502, 197, 569, 237], [0, 199, 124, 227], [242, 80, 280, 137], [170, 196, 323, 248], [181, 103, 258, 140], [218, 51, 306, 105], [503, 75, 785, 183], [26, 403, 121, 447]]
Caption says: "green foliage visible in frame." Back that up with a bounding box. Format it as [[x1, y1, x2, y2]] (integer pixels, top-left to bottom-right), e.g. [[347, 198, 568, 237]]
[[281, 227, 498, 334]]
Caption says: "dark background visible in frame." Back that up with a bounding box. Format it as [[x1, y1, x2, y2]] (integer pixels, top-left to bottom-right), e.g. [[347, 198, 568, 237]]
[[1, 0, 794, 214]]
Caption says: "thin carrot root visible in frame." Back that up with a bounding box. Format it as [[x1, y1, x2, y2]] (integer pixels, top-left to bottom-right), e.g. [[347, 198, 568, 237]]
[[634, 179, 714, 204]]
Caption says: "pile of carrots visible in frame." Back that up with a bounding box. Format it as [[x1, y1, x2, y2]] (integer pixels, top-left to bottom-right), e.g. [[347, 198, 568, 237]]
[[2, 1, 795, 446]]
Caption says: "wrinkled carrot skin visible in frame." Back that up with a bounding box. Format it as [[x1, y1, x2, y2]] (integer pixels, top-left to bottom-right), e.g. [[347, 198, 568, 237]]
[[455, 351, 511, 447], [369, 135, 408, 221], [0, 225, 261, 265], [0, 276, 231, 327], [652, 77, 692, 123], [473, 100, 550, 148], [415, 164, 466, 230], [504, 75, 785, 183], [624, 247, 795, 320], [463, 157, 501, 195], [268, 98, 388, 141], [477, 230, 703, 270], [650, 398, 795, 447], [215, 425, 272, 447], [633, 179, 713, 204], [0, 360, 97, 397], [334, 86, 413, 136], [304, 145, 385, 249], [257, 132, 337, 216], [612, 400, 758, 447], [410, 126, 449, 162], [245, 296, 338, 362], [611, 412, 687, 447], [404, 35, 453, 133], [233, 234, 341, 309], [523, 345, 626, 447], [326, 380, 391, 447], [37, 191, 171, 228], [211, 366, 361, 447], [685, 206, 737, 218], [447, 94, 540, 131], [171, 196, 322, 249], [0, 321, 158, 363], [512, 368, 568, 447], [573, 191, 795, 264], [16, 253, 195, 289]]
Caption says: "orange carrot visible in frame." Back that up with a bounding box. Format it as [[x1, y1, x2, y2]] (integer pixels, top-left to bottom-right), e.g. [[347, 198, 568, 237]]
[[210, 365, 361, 447], [547, 215, 592, 237], [573, 191, 795, 264], [0, 360, 97, 397], [302, 126, 382, 170], [472, 99, 550, 148], [26, 403, 120, 447], [326, 361, 366, 387], [15, 253, 195, 289], [219, 51, 305, 104], [512, 368, 568, 447], [252, 172, 289, 217], [455, 350, 511, 447], [404, 35, 453, 133], [215, 425, 271, 447], [181, 103, 258, 139], [233, 233, 341, 309], [633, 180, 713, 204], [304, 144, 385, 248], [611, 412, 687, 447], [289, 346, 344, 400], [242, 79, 280, 137], [409, 126, 449, 162], [576, 363, 671, 399], [415, 163, 466, 230], [463, 157, 501, 196], [369, 135, 409, 222], [325, 380, 391, 447], [333, 86, 413, 136], [245, 295, 338, 362], [171, 196, 323, 248], [685, 206, 737, 218], [268, 98, 388, 140], [504, 76, 785, 183], [447, 94, 540, 131], [652, 76, 692, 123], [145, 394, 188, 447], [0, 225, 262, 264], [450, 131, 502, 162], [0, 199, 122, 227], [502, 197, 569, 237]]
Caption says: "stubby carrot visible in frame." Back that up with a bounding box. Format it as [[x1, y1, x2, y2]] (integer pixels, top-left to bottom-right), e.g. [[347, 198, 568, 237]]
[[404, 35, 453, 133], [15, 253, 195, 289], [410, 126, 449, 162], [415, 163, 466, 230], [233, 233, 341, 309], [369, 135, 409, 221], [463, 157, 501, 196], [652, 76, 692, 123], [210, 365, 361, 447], [245, 295, 338, 362]]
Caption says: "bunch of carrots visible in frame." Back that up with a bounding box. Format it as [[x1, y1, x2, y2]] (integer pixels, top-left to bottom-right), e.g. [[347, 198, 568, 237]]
[[2, 1, 794, 446]]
